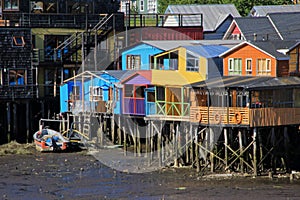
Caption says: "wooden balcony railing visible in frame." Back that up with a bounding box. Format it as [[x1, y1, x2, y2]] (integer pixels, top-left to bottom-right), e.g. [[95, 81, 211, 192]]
[[191, 106, 300, 127]]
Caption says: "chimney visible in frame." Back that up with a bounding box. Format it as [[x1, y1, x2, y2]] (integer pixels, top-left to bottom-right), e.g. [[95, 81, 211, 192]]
[[253, 33, 257, 41]]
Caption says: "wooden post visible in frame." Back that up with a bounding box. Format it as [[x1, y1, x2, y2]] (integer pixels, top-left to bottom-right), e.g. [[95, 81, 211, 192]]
[[97, 115, 103, 146], [158, 121, 162, 167], [13, 103, 17, 141], [253, 128, 257, 176], [118, 115, 122, 145], [224, 128, 228, 170], [258, 129, 264, 171], [137, 121, 141, 157], [195, 127, 200, 172], [271, 127, 276, 174], [284, 127, 290, 173], [26, 101, 30, 143], [6, 102, 11, 142], [174, 123, 179, 167], [133, 119, 137, 157], [210, 128, 214, 173], [238, 129, 244, 173], [185, 123, 189, 164], [111, 114, 115, 144], [190, 124, 194, 165], [123, 122, 127, 156], [150, 121, 154, 161]]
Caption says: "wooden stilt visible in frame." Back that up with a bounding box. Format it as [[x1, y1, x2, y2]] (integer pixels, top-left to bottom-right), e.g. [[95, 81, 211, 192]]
[[271, 128, 276, 174], [195, 127, 200, 173], [210, 128, 214, 173], [122, 117, 127, 156], [157, 121, 162, 167], [13, 103, 17, 141], [150, 121, 154, 161], [238, 129, 244, 173], [258, 129, 264, 172], [111, 114, 115, 144], [26, 101, 30, 143], [118, 115, 122, 145], [190, 124, 194, 165], [253, 128, 257, 176], [137, 121, 141, 157], [224, 128, 228, 170], [284, 127, 290, 173], [186, 123, 190, 164]]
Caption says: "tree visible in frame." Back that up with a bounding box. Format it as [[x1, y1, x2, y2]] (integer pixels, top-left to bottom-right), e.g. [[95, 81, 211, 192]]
[[158, 0, 293, 16]]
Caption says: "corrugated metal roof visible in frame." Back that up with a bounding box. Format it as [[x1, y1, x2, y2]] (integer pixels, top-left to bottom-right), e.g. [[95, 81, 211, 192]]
[[165, 4, 240, 31], [247, 76, 300, 90], [104, 70, 135, 81], [143, 40, 242, 54], [190, 76, 300, 89], [268, 12, 300, 40], [183, 45, 229, 58], [190, 76, 272, 89], [249, 5, 300, 17], [232, 17, 281, 41]]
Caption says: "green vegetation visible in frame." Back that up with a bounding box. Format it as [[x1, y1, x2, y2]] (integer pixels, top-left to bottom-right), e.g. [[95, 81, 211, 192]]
[[158, 0, 294, 16]]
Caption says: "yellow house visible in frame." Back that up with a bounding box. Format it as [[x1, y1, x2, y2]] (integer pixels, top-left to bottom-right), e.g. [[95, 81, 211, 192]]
[[152, 44, 230, 82]]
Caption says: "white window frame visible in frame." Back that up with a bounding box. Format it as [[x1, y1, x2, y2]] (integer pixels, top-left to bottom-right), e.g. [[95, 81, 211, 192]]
[[245, 58, 252, 75], [140, 0, 144, 12], [186, 51, 199, 72], [89, 86, 103, 101], [257, 58, 271, 76], [228, 58, 242, 75]]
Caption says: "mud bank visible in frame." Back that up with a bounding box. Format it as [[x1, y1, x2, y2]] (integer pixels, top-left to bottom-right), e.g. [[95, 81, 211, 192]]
[[0, 149, 300, 200]]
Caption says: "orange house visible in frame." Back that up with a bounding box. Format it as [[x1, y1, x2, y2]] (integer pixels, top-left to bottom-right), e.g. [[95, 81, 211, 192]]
[[220, 41, 293, 77]]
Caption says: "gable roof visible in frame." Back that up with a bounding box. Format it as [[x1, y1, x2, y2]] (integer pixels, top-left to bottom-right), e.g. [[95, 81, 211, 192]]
[[267, 12, 300, 40], [183, 45, 229, 58], [249, 4, 300, 17], [165, 4, 240, 32], [121, 70, 152, 84], [220, 40, 292, 60], [223, 17, 281, 41]]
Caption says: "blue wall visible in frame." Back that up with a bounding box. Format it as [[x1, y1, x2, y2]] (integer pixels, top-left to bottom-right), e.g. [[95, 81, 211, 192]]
[[121, 43, 163, 70]]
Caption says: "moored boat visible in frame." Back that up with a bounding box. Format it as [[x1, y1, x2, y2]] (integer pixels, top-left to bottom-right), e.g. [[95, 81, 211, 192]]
[[33, 128, 69, 152]]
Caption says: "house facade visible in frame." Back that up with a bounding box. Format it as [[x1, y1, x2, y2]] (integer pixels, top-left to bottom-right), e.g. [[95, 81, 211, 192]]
[[220, 41, 293, 77]]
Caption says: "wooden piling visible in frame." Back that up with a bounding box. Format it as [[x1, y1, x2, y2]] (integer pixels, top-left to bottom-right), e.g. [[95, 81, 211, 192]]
[[253, 128, 257, 176], [224, 128, 228, 170], [111, 114, 115, 144], [117, 115, 122, 145], [195, 127, 200, 173], [238, 129, 244, 173]]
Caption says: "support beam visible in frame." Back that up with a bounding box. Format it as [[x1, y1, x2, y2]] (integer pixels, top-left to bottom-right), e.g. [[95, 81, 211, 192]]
[[253, 128, 257, 176]]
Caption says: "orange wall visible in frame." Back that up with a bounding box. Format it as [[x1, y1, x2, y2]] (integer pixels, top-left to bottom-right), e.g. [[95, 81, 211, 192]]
[[223, 44, 277, 77]]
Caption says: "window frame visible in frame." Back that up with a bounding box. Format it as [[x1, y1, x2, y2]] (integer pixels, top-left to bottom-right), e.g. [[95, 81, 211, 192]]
[[13, 36, 25, 47], [8, 69, 27, 86], [257, 58, 271, 76], [245, 58, 252, 75], [3, 0, 19, 11], [126, 55, 141, 70], [140, 0, 144, 11], [228, 58, 242, 75], [186, 51, 199, 72], [89, 86, 103, 101]]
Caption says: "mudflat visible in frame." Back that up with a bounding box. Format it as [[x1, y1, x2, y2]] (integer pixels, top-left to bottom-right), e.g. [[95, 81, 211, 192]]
[[0, 145, 300, 200]]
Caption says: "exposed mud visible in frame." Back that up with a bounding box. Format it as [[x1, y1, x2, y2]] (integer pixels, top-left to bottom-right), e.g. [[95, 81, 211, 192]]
[[0, 145, 300, 200]]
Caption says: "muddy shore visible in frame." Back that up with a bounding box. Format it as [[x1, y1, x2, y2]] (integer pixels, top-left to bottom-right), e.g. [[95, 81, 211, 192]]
[[0, 144, 300, 200]]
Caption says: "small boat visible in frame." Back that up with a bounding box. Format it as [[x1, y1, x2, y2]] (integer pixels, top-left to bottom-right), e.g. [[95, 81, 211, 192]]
[[33, 128, 69, 152]]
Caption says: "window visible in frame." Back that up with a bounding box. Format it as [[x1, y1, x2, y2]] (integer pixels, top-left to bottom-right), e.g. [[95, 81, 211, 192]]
[[89, 86, 103, 101], [186, 52, 199, 72], [13, 36, 25, 47], [0, 70, 2, 85], [257, 58, 271, 76], [126, 55, 141, 70], [228, 58, 242, 75], [124, 85, 133, 97], [4, 0, 19, 10], [169, 59, 178, 70], [9, 69, 26, 85], [140, 0, 144, 11], [246, 59, 252, 75]]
